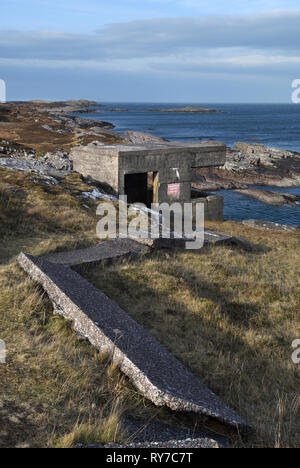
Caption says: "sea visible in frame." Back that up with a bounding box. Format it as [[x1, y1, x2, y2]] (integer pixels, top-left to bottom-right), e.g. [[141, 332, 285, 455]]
[[76, 103, 300, 227]]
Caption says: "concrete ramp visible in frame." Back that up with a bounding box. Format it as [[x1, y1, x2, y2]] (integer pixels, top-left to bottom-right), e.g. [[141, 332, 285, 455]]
[[18, 251, 250, 432]]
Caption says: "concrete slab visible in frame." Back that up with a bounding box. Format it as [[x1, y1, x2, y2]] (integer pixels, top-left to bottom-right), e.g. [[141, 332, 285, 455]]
[[42, 239, 150, 267], [18, 252, 250, 433], [78, 414, 230, 448], [41, 233, 253, 272], [128, 229, 253, 250], [118, 414, 229, 446], [92, 438, 226, 448]]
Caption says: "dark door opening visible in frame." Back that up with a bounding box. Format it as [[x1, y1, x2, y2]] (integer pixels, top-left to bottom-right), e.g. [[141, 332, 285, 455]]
[[125, 172, 159, 207], [125, 173, 148, 205]]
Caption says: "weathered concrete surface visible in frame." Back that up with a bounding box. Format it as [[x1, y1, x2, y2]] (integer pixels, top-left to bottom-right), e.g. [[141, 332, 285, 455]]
[[119, 415, 229, 446], [42, 239, 150, 267], [242, 219, 299, 232], [42, 232, 253, 272], [192, 194, 224, 221], [80, 438, 227, 449], [77, 414, 229, 448], [128, 229, 253, 251], [17, 252, 249, 432], [70, 142, 227, 203]]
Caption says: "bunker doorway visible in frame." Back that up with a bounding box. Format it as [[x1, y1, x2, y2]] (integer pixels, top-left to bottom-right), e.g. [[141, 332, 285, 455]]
[[124, 172, 159, 207]]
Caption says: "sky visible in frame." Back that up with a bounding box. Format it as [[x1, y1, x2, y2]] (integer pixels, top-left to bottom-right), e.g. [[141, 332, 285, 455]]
[[1, 0, 300, 102]]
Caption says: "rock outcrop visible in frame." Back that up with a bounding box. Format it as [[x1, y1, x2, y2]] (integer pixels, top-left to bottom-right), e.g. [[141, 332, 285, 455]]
[[123, 131, 168, 144], [194, 143, 300, 190], [42, 151, 73, 171], [236, 189, 300, 206], [234, 142, 300, 160], [0, 138, 37, 159]]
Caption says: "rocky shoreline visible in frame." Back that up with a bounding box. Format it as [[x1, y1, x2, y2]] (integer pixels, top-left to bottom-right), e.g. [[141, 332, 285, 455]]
[[193, 142, 300, 191], [1, 101, 300, 209], [235, 189, 300, 206]]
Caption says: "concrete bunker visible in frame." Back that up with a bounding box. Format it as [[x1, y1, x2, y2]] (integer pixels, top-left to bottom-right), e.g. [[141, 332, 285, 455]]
[[70, 142, 226, 220]]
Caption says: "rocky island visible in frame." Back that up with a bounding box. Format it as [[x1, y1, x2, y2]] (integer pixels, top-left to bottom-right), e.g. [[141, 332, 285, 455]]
[[149, 106, 222, 113]]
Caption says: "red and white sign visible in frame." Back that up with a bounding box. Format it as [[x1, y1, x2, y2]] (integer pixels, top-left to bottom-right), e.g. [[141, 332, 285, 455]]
[[168, 183, 180, 195]]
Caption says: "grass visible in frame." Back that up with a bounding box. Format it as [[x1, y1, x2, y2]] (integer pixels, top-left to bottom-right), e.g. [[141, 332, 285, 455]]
[[0, 102, 122, 155], [1, 165, 299, 447], [0, 168, 132, 448], [0, 265, 125, 448], [0, 167, 217, 448], [53, 406, 126, 448], [83, 222, 300, 448]]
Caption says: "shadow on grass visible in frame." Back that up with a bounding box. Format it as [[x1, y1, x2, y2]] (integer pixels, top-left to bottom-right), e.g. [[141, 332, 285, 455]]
[[83, 253, 300, 446]]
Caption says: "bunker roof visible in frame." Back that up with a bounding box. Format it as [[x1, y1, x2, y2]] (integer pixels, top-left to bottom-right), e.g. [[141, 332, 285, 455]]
[[84, 141, 226, 157]]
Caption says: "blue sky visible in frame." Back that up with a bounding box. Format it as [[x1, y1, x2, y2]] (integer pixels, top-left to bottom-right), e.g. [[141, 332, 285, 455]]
[[1, 0, 300, 102]]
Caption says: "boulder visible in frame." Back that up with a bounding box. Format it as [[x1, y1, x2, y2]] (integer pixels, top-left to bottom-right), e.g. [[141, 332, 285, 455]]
[[42, 151, 73, 171], [236, 189, 300, 206], [123, 131, 168, 144]]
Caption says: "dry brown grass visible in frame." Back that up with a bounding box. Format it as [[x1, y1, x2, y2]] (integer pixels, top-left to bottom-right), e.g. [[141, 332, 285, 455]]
[[0, 167, 201, 448], [0, 263, 127, 448], [0, 168, 131, 448], [0, 102, 122, 154], [83, 222, 300, 448], [1, 166, 299, 447], [0, 168, 99, 253]]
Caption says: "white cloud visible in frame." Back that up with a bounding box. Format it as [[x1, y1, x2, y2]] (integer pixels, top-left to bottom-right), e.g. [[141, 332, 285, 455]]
[[0, 10, 300, 78]]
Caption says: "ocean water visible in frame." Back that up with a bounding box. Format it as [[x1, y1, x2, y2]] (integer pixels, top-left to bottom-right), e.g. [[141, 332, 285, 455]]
[[77, 103, 300, 227], [218, 186, 300, 227], [86, 102, 300, 151]]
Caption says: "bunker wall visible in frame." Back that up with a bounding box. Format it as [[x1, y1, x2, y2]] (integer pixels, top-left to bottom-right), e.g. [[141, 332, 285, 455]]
[[70, 147, 119, 192], [192, 195, 224, 222]]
